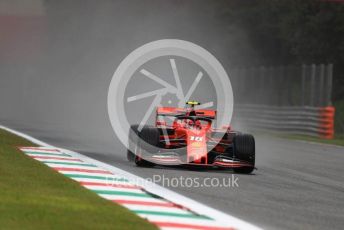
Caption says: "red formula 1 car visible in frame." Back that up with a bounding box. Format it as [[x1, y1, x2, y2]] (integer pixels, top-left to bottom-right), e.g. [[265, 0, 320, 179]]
[[127, 101, 255, 174]]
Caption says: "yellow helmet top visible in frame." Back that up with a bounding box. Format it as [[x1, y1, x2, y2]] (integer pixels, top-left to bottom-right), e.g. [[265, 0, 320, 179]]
[[186, 101, 201, 106]]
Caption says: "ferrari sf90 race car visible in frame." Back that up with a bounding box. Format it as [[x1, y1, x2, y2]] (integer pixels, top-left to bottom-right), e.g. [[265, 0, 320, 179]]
[[127, 101, 255, 174]]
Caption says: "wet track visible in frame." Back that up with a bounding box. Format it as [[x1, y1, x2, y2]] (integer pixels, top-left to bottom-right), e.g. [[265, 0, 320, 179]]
[[1, 1, 344, 229], [2, 121, 344, 230]]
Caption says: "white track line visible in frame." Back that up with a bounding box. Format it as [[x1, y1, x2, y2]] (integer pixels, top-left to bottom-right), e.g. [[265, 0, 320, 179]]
[[0, 125, 262, 230]]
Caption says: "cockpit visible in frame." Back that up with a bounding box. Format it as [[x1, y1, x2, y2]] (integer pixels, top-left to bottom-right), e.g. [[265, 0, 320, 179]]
[[172, 116, 212, 130]]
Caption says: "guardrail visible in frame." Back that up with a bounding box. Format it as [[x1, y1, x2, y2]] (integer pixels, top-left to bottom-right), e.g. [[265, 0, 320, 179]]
[[233, 104, 335, 139]]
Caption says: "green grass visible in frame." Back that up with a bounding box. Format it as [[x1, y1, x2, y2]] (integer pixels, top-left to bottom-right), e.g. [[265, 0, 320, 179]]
[[334, 99, 344, 135], [0, 129, 156, 230], [284, 134, 344, 147]]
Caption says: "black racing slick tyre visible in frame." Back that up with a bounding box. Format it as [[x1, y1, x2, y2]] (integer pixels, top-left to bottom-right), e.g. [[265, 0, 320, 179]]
[[127, 125, 139, 162], [233, 134, 255, 174], [134, 126, 160, 167]]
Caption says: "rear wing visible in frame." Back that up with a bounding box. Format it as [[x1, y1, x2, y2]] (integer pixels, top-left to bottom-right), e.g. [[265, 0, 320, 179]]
[[156, 107, 216, 119]]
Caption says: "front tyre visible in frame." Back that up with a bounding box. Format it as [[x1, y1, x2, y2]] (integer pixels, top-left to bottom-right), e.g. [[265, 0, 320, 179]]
[[134, 126, 159, 167], [127, 125, 139, 162], [233, 134, 255, 174]]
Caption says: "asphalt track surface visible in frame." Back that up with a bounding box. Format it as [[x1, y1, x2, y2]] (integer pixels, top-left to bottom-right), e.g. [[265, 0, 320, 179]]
[[2, 121, 344, 230], [1, 1, 344, 229]]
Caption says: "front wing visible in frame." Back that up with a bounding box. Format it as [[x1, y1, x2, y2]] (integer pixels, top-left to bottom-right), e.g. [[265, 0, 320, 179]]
[[144, 153, 253, 168]]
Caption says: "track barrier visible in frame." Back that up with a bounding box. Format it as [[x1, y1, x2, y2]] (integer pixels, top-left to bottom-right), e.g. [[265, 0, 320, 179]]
[[233, 104, 335, 139]]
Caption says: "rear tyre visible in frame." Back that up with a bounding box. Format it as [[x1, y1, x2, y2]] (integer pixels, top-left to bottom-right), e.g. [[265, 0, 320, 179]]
[[134, 126, 160, 167], [233, 134, 255, 174]]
